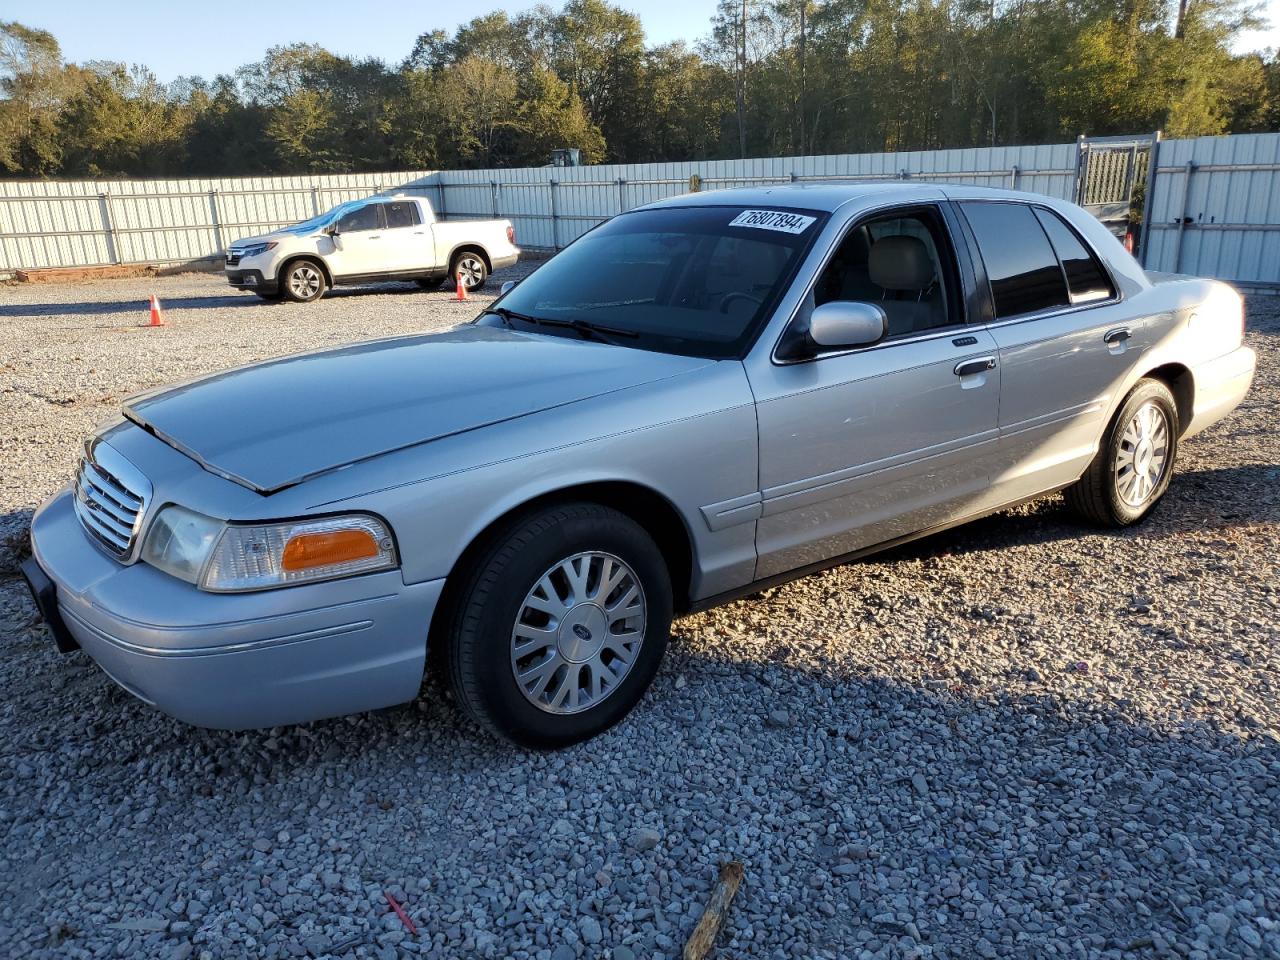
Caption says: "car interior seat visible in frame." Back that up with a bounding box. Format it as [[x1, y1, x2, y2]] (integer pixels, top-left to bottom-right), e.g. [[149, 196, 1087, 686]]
[[866, 235, 944, 336]]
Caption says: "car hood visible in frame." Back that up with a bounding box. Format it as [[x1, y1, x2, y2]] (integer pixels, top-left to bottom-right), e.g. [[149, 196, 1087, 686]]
[[123, 326, 711, 494], [229, 231, 290, 248]]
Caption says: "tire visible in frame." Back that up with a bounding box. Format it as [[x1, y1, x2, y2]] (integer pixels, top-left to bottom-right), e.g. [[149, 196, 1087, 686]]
[[444, 502, 673, 748], [450, 251, 488, 292], [1065, 378, 1179, 527], [415, 277, 444, 291], [279, 259, 327, 303]]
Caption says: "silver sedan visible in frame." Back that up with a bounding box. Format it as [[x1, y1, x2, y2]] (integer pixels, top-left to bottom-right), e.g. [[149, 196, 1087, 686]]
[[22, 183, 1256, 746]]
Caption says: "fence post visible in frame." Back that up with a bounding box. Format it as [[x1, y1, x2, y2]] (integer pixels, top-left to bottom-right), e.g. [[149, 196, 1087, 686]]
[[1136, 130, 1162, 267], [1008, 165, 1019, 189], [436, 181, 447, 220], [549, 180, 560, 251], [99, 191, 122, 265], [208, 189, 224, 258], [617, 178, 627, 213], [1072, 133, 1087, 204], [491, 180, 500, 218], [311, 186, 322, 216], [1172, 160, 1196, 274]]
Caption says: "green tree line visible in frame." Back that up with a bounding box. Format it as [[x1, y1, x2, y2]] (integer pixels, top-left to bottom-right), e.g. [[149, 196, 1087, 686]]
[[1, 0, 1276, 179]]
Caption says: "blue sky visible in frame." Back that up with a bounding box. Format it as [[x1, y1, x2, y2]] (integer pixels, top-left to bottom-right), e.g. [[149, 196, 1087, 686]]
[[6, 0, 725, 82], [7, 0, 1277, 83]]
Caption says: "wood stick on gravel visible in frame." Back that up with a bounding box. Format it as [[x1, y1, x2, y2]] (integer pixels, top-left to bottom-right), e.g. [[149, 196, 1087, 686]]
[[683, 860, 744, 960]]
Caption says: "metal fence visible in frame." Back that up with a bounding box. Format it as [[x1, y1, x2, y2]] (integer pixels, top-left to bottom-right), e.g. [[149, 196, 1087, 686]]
[[1, 132, 1277, 289], [0, 171, 435, 274]]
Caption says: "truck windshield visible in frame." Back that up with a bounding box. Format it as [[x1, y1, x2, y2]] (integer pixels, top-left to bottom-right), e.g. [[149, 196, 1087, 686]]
[[488, 205, 827, 359], [283, 201, 365, 235]]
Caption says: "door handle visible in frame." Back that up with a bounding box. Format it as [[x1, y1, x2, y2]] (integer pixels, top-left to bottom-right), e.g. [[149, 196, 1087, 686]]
[[954, 357, 996, 377], [1103, 328, 1131, 344]]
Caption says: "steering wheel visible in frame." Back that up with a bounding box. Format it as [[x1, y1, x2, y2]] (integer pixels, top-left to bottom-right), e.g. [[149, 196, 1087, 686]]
[[718, 291, 765, 314]]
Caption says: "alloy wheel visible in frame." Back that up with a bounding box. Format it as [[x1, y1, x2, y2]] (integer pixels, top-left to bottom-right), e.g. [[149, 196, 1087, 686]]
[[1114, 400, 1170, 507], [456, 256, 485, 288], [509, 551, 646, 715], [289, 264, 322, 299]]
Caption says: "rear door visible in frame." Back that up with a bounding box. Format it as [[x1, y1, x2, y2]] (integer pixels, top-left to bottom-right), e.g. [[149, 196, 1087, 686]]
[[955, 200, 1148, 503], [379, 200, 432, 272], [748, 203, 1003, 580]]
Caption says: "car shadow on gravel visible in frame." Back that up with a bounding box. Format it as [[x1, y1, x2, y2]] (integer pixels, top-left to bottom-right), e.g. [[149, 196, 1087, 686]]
[[877, 463, 1280, 564], [0, 296, 262, 317]]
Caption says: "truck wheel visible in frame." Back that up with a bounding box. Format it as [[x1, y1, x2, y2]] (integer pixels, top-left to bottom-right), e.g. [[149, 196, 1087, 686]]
[[451, 252, 488, 292], [444, 502, 672, 748], [280, 259, 327, 303], [1065, 378, 1179, 527]]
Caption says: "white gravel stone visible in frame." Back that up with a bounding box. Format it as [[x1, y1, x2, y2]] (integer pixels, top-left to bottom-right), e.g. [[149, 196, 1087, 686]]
[[0, 275, 1277, 959]]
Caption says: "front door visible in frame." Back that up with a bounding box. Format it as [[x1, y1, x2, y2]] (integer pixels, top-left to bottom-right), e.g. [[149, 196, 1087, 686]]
[[325, 202, 386, 278], [748, 205, 1003, 580], [955, 200, 1150, 504]]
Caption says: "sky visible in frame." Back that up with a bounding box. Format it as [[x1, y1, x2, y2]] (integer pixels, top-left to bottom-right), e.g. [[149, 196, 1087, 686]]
[[5, 0, 724, 83], [5, 0, 1277, 83]]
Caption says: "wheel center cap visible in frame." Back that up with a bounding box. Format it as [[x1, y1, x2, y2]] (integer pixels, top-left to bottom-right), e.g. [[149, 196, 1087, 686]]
[[557, 604, 608, 663]]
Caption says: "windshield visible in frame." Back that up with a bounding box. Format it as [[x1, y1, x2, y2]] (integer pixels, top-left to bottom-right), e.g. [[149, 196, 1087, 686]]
[[283, 200, 365, 235], [488, 204, 827, 358]]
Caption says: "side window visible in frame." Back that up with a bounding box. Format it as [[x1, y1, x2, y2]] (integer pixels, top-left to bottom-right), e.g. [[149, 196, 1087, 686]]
[[815, 207, 958, 339], [336, 203, 383, 233], [383, 201, 420, 229], [1033, 208, 1114, 304], [960, 202, 1068, 318]]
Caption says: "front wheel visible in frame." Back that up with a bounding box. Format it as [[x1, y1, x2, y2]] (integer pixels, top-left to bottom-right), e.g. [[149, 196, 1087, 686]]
[[280, 259, 327, 303], [1065, 378, 1179, 526], [450, 252, 488, 292], [444, 502, 673, 748]]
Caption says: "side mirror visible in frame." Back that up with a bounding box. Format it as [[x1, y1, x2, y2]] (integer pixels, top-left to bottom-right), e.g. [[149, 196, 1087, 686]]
[[808, 301, 888, 350], [499, 279, 518, 296]]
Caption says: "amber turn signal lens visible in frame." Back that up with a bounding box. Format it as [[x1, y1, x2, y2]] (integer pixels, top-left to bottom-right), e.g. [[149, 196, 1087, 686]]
[[282, 528, 380, 571]]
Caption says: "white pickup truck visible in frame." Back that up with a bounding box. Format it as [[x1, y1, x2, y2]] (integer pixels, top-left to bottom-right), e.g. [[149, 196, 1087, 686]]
[[223, 195, 519, 303]]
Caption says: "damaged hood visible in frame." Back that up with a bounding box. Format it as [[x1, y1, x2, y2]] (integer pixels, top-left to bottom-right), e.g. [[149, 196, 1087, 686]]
[[123, 325, 711, 493]]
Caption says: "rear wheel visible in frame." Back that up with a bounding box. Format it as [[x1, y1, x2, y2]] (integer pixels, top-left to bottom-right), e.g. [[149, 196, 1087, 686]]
[[1065, 378, 1179, 526], [280, 259, 327, 303], [450, 251, 488, 292], [444, 502, 672, 748]]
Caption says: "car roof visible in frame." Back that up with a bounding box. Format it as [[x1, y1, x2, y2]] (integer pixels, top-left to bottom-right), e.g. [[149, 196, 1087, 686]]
[[641, 181, 1063, 214]]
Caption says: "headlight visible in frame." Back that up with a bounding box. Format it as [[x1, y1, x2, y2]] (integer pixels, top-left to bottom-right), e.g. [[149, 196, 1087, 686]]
[[141, 508, 397, 592], [241, 241, 278, 258], [140, 505, 223, 584]]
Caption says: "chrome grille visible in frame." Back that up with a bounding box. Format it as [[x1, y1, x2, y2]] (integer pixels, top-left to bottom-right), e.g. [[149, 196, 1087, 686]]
[[73, 442, 150, 560]]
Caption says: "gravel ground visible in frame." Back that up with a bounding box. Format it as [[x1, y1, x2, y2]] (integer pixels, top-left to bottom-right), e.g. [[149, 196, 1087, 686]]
[[0, 273, 1277, 960]]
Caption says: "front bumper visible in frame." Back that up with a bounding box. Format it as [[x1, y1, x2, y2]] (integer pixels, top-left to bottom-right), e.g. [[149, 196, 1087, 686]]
[[26, 488, 442, 730], [225, 269, 279, 295]]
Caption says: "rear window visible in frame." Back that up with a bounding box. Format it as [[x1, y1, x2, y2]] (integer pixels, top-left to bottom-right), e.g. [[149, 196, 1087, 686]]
[[383, 201, 420, 229], [960, 202, 1069, 318], [1034, 207, 1114, 304]]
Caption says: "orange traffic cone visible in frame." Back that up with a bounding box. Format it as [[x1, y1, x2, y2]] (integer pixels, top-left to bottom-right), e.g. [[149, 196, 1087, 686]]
[[454, 271, 470, 302], [147, 295, 165, 327]]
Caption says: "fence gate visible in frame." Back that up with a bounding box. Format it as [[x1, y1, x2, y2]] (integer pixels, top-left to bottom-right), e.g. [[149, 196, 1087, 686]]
[[1074, 132, 1158, 250]]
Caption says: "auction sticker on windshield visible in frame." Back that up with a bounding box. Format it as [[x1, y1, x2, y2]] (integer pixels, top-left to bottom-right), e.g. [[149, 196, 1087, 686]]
[[728, 209, 817, 235]]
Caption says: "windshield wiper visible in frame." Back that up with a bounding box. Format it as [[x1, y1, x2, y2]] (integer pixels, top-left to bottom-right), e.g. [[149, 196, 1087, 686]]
[[482, 308, 638, 345]]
